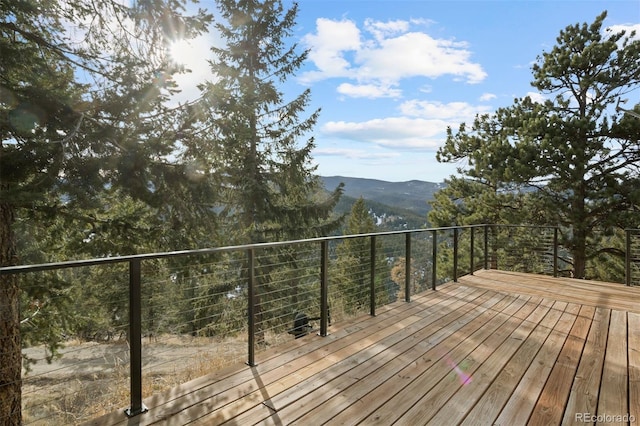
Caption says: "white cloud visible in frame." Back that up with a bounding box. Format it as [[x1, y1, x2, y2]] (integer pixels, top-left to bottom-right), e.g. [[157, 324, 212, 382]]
[[606, 24, 640, 41], [399, 100, 491, 120], [479, 93, 497, 101], [526, 91, 546, 104], [364, 18, 410, 41], [320, 100, 493, 152], [322, 117, 451, 150], [301, 18, 361, 80], [355, 32, 486, 84], [313, 147, 399, 160], [337, 82, 401, 99], [301, 18, 487, 97]]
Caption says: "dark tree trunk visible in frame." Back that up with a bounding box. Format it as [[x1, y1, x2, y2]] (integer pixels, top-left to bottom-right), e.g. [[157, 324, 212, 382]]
[[573, 233, 588, 279], [0, 198, 21, 425]]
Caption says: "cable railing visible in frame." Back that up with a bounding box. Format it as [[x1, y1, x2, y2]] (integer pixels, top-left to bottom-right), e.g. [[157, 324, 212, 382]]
[[1, 223, 638, 424], [627, 229, 640, 287]]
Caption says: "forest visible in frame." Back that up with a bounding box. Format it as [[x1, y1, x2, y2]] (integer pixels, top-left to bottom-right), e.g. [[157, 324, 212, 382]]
[[1, 1, 639, 424]]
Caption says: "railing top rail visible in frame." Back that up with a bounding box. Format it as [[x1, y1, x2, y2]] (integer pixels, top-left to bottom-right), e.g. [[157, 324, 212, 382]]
[[489, 224, 558, 229], [0, 223, 557, 275]]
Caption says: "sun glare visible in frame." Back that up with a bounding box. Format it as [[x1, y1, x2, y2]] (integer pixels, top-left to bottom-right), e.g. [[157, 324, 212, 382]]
[[168, 39, 194, 67], [165, 36, 212, 103]]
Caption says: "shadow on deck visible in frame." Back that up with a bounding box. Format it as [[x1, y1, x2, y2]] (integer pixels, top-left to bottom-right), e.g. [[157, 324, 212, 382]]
[[87, 270, 640, 425]]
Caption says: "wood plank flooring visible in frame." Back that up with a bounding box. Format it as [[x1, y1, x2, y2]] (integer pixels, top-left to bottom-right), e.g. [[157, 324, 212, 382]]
[[459, 270, 640, 314], [87, 270, 640, 426]]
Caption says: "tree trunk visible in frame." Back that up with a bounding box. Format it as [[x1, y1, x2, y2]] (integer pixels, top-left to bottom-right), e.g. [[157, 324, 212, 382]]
[[0, 199, 21, 425], [572, 181, 588, 280], [573, 231, 588, 279]]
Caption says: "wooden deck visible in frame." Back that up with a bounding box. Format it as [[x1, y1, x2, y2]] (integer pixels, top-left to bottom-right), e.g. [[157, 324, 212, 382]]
[[88, 270, 640, 426]]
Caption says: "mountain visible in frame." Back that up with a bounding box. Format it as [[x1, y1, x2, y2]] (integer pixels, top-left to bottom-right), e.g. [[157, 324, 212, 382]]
[[321, 176, 442, 216], [321, 176, 444, 230]]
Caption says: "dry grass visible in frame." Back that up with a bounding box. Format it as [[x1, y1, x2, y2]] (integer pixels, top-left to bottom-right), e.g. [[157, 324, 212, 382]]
[[22, 334, 249, 425], [21, 308, 371, 425]]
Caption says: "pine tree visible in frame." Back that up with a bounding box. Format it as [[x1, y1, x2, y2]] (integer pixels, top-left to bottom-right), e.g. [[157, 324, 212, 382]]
[[335, 198, 391, 314], [1, 3, 84, 419], [184, 0, 343, 345], [188, 0, 343, 244], [0, 1, 212, 422], [434, 12, 640, 279]]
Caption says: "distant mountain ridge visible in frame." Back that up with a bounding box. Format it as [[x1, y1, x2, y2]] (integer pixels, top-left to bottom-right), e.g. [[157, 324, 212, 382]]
[[320, 176, 443, 220]]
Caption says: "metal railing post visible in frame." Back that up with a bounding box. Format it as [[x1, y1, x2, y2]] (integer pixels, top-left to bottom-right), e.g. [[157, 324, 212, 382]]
[[553, 227, 559, 278], [453, 228, 459, 282], [491, 225, 498, 269], [320, 241, 329, 336], [484, 225, 489, 270], [125, 259, 147, 417], [370, 235, 376, 316], [432, 230, 437, 290], [626, 229, 632, 287], [247, 248, 256, 366], [405, 233, 411, 302], [470, 227, 475, 275]]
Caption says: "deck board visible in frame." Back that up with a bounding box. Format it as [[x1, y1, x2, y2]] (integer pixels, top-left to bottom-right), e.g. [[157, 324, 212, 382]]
[[458, 299, 559, 426], [561, 307, 609, 425], [529, 304, 594, 425], [493, 302, 575, 425], [596, 310, 628, 426], [427, 299, 549, 425], [224, 285, 482, 425], [86, 269, 640, 426], [395, 297, 535, 425], [628, 312, 640, 423], [286, 291, 509, 425], [343, 293, 518, 425]]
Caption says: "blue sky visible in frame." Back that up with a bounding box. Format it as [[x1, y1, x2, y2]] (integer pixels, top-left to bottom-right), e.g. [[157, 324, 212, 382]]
[[171, 1, 640, 183]]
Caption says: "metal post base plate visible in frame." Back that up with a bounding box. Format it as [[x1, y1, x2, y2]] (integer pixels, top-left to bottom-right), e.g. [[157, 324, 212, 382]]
[[125, 404, 149, 418]]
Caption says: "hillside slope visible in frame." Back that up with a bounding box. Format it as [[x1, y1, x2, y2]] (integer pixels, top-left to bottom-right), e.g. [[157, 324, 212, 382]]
[[321, 176, 442, 217]]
